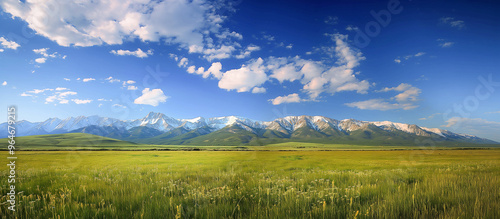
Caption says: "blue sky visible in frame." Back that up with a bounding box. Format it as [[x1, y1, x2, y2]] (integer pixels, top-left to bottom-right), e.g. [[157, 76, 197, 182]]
[[1, 0, 500, 141]]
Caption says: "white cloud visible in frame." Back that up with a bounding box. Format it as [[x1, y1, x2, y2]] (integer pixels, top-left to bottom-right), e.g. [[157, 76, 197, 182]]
[[324, 16, 338, 25], [185, 34, 370, 100], [178, 57, 188, 68], [2, 81, 6, 86], [112, 104, 126, 109], [134, 88, 168, 106], [394, 52, 426, 64], [377, 83, 421, 102], [44, 90, 77, 104], [22, 88, 54, 96], [72, 99, 92, 104], [419, 113, 442, 121], [0, 37, 20, 50], [105, 76, 120, 83], [55, 87, 68, 91], [442, 117, 500, 142], [33, 48, 56, 57], [269, 93, 303, 105], [199, 45, 237, 61], [264, 34, 369, 99], [439, 42, 454, 48], [251, 87, 266, 94], [235, 45, 260, 59], [218, 58, 268, 92], [187, 62, 223, 79], [347, 83, 421, 111], [216, 30, 243, 40], [35, 58, 46, 63], [345, 25, 359, 32], [122, 80, 136, 86], [33, 48, 64, 64], [0, 49, 4, 52], [440, 17, 465, 29], [0, 0, 217, 48], [110, 48, 153, 58], [345, 99, 417, 111], [127, 85, 138, 90], [98, 98, 111, 101], [285, 44, 293, 49], [63, 78, 70, 81], [414, 52, 425, 57], [82, 78, 95, 82], [262, 34, 275, 41], [187, 66, 196, 74]]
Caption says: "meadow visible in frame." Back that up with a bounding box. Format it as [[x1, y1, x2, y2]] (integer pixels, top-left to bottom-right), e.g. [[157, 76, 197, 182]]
[[0, 149, 499, 218]]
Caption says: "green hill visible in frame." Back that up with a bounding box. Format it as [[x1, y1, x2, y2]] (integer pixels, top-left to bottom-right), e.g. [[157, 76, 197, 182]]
[[3, 133, 140, 150]]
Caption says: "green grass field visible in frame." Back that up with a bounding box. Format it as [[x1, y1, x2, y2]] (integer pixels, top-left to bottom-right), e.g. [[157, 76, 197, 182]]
[[1, 150, 499, 218], [6, 133, 500, 151]]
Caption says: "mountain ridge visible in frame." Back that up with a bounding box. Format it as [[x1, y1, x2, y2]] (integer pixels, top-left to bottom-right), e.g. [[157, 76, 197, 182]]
[[2, 112, 497, 145]]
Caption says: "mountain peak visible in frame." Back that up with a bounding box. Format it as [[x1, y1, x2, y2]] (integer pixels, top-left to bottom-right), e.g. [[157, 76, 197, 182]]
[[1, 113, 496, 144]]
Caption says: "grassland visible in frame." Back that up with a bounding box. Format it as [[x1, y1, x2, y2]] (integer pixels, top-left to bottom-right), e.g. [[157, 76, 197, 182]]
[[1, 150, 499, 218], [5, 133, 500, 151]]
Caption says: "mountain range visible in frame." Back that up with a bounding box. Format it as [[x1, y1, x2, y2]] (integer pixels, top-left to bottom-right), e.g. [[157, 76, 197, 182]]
[[1, 112, 497, 146]]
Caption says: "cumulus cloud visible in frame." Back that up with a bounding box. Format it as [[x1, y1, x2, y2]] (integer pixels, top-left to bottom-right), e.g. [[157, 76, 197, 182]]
[[235, 45, 260, 59], [178, 57, 189, 68], [440, 17, 465, 29], [198, 45, 237, 61], [218, 58, 268, 92], [251, 87, 266, 94], [45, 91, 77, 104], [134, 88, 168, 106], [33, 48, 64, 64], [110, 48, 153, 58], [187, 62, 223, 79], [35, 58, 46, 63], [105, 76, 120, 83], [2, 81, 7, 86], [1, 0, 245, 60], [82, 78, 95, 82], [0, 0, 207, 47], [346, 83, 421, 111], [0, 37, 20, 50], [20, 87, 90, 105], [122, 80, 136, 85], [269, 93, 303, 105], [264, 34, 369, 99], [127, 85, 138, 90], [184, 34, 370, 100]]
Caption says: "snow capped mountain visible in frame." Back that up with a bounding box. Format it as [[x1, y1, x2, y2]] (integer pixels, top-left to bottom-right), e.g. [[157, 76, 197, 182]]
[[1, 112, 496, 144]]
